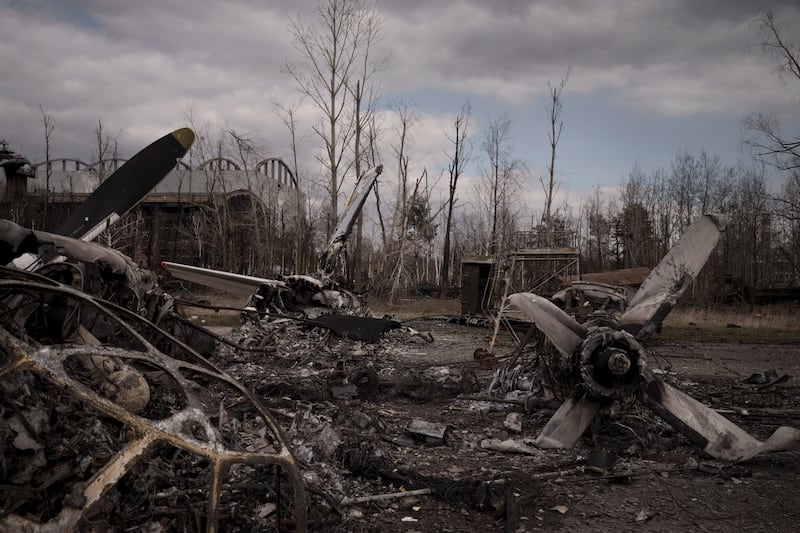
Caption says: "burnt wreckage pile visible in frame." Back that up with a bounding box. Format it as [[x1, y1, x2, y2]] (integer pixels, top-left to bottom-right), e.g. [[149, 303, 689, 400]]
[[0, 221, 307, 531]]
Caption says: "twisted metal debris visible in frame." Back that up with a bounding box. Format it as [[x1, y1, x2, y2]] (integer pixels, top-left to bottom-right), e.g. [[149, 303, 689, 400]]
[[0, 266, 307, 531]]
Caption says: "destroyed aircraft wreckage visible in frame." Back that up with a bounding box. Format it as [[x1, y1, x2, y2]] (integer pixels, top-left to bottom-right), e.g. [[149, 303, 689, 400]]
[[506, 214, 800, 461], [160, 164, 431, 344], [159, 261, 431, 344], [0, 155, 421, 530], [160, 165, 384, 335]]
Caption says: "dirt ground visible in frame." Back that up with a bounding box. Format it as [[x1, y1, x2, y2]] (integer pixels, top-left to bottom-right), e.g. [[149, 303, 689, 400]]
[[214, 310, 800, 533]]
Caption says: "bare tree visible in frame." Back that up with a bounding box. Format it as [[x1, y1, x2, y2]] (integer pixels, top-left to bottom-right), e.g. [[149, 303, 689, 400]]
[[366, 115, 386, 243], [388, 104, 414, 238], [382, 103, 430, 300], [92, 119, 120, 186], [649, 167, 674, 260], [285, 0, 384, 239], [616, 163, 656, 268], [480, 115, 522, 256], [724, 165, 770, 290], [93, 120, 123, 248], [580, 185, 611, 272], [365, 115, 389, 284], [741, 10, 800, 293], [39, 105, 54, 229], [669, 150, 701, 234], [698, 149, 722, 214], [181, 117, 235, 272], [227, 129, 271, 274], [541, 67, 571, 245], [777, 172, 800, 284], [745, 11, 800, 170], [440, 103, 472, 288], [272, 100, 307, 273], [348, 12, 387, 289]]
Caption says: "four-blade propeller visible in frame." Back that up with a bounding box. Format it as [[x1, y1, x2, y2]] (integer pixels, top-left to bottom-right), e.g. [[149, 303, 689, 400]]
[[509, 214, 800, 461]]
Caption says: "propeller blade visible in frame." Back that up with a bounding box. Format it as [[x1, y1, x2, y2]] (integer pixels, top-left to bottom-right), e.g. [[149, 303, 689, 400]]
[[534, 390, 602, 449], [620, 214, 727, 340], [161, 261, 287, 298], [319, 164, 383, 274], [9, 128, 194, 271], [54, 128, 195, 242], [641, 378, 800, 461], [507, 292, 587, 357]]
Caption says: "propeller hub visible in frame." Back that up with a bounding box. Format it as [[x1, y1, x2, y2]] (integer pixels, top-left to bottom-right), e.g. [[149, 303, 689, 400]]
[[578, 328, 645, 400], [606, 349, 632, 376]]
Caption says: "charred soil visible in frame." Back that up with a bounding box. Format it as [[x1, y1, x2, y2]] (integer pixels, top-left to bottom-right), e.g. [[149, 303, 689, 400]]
[[216, 311, 800, 532]]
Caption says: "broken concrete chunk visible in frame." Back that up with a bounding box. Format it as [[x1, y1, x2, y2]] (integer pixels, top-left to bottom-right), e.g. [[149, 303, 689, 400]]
[[503, 412, 522, 433], [9, 417, 42, 451], [388, 434, 416, 448], [406, 419, 448, 445], [257, 502, 277, 518]]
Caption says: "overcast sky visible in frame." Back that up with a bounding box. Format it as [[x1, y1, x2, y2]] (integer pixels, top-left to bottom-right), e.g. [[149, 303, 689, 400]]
[[2, 0, 799, 214]]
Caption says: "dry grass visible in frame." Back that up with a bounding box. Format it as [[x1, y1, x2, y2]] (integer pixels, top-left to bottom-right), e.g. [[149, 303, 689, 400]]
[[665, 305, 800, 329], [659, 304, 800, 343], [368, 297, 461, 320]]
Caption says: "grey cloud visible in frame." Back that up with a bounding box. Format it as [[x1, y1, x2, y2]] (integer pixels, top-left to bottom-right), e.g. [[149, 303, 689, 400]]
[[377, 0, 800, 114], [1, 0, 798, 168]]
